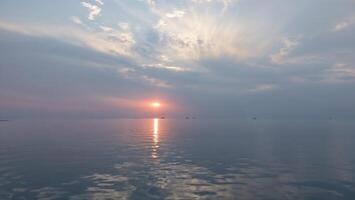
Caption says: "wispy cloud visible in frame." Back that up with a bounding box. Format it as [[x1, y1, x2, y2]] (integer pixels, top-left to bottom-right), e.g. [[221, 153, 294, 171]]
[[165, 10, 185, 18], [71, 16, 83, 25], [333, 16, 355, 31], [81, 1, 101, 20], [118, 68, 172, 88], [248, 84, 275, 93], [0, 20, 135, 57], [95, 0, 104, 6], [99, 25, 113, 32], [146, 0, 156, 8], [191, 0, 238, 11], [154, 9, 272, 61], [118, 22, 130, 31], [324, 63, 355, 83], [271, 37, 299, 64], [142, 63, 189, 72]]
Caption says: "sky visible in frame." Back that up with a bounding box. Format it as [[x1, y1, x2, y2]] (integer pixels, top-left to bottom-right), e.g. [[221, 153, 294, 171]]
[[0, 0, 355, 119]]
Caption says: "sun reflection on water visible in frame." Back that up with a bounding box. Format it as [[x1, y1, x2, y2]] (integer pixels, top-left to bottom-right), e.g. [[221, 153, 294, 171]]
[[152, 118, 159, 159]]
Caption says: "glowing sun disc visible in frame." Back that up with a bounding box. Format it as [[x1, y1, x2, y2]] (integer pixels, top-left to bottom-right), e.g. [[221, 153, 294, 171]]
[[152, 102, 161, 108]]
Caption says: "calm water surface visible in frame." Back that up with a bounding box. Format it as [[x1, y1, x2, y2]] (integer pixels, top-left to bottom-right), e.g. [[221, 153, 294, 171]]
[[1, 119, 355, 199]]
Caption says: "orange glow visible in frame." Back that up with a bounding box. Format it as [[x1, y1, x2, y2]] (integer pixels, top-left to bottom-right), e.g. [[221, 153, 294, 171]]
[[151, 102, 161, 108]]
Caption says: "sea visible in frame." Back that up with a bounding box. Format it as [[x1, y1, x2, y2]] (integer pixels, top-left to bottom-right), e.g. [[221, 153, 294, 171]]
[[1, 119, 355, 199]]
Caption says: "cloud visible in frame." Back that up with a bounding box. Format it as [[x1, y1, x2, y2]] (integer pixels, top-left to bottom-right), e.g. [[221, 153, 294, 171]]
[[165, 10, 185, 18], [100, 26, 113, 32], [70, 16, 92, 30], [71, 16, 83, 25], [324, 63, 355, 83], [0, 20, 135, 57], [81, 1, 101, 20], [142, 63, 189, 72], [118, 68, 172, 88], [248, 84, 275, 93], [118, 22, 130, 31], [154, 9, 273, 61], [333, 16, 355, 31], [146, 0, 156, 7], [96, 0, 104, 5], [271, 37, 300, 64], [191, 0, 238, 11]]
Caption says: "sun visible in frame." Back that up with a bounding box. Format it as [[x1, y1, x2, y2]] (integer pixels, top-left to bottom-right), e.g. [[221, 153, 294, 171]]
[[151, 102, 161, 108]]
